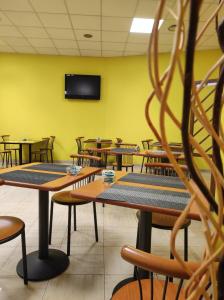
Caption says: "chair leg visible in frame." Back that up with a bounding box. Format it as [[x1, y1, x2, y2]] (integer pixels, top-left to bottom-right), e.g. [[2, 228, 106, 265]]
[[131, 166, 134, 172], [49, 201, 54, 244], [67, 205, 72, 256], [140, 157, 145, 173], [184, 227, 188, 261], [21, 229, 28, 285], [10, 152, 12, 167], [93, 202, 98, 242], [73, 205, 77, 231], [50, 150, 53, 163]]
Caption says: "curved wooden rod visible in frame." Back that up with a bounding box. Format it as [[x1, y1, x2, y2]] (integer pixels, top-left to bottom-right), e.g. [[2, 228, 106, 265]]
[[121, 245, 200, 280]]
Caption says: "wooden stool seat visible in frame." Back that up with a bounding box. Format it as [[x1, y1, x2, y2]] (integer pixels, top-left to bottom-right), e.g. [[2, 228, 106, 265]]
[[0, 216, 28, 284], [0, 216, 24, 243], [112, 278, 185, 300], [152, 213, 191, 229], [52, 191, 91, 205]]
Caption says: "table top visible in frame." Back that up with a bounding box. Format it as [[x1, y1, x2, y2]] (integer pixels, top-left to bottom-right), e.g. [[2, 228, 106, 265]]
[[86, 147, 182, 158], [71, 172, 201, 221], [0, 163, 101, 191], [0, 139, 42, 145]]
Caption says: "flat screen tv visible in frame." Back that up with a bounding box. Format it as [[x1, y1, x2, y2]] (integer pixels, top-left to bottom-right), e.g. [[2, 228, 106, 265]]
[[65, 74, 101, 100]]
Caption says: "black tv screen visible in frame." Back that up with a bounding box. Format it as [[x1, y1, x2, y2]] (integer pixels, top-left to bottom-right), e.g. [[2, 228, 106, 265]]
[[65, 74, 101, 100]]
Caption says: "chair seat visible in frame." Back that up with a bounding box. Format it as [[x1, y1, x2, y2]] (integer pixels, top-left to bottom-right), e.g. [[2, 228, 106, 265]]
[[136, 211, 190, 229], [152, 213, 191, 229], [112, 278, 185, 300], [0, 216, 24, 243], [52, 191, 91, 205]]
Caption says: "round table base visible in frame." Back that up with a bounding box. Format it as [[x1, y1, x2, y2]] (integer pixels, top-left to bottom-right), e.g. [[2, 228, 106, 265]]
[[17, 249, 69, 281]]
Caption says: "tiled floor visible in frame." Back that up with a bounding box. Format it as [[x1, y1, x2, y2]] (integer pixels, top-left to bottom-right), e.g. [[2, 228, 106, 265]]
[[0, 179, 205, 300]]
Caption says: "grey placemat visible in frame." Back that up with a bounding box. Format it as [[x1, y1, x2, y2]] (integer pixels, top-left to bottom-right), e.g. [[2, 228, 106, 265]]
[[0, 170, 64, 184], [23, 163, 71, 173], [111, 148, 137, 153], [119, 173, 185, 189], [98, 184, 189, 210]]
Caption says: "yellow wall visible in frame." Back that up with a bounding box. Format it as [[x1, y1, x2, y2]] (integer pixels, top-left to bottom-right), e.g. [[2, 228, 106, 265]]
[[0, 50, 221, 162]]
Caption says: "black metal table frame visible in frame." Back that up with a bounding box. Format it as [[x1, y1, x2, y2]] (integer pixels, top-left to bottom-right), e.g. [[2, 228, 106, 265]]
[[17, 190, 69, 281]]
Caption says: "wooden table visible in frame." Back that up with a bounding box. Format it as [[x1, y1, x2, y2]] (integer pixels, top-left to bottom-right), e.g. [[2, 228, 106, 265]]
[[0, 163, 101, 281], [71, 172, 200, 292], [0, 140, 42, 165]]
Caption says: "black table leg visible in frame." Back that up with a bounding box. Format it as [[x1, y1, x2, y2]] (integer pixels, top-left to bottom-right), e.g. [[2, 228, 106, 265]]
[[17, 190, 69, 281], [116, 154, 122, 171], [19, 144, 23, 165], [28, 144, 32, 163], [112, 211, 152, 294]]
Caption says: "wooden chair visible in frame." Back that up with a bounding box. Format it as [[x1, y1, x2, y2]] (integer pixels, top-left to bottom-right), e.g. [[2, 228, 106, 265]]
[[0, 149, 12, 168], [49, 154, 101, 256], [1, 135, 18, 165], [31, 138, 49, 162], [112, 245, 201, 300], [41, 136, 55, 163], [140, 139, 153, 173], [112, 142, 137, 172], [0, 180, 28, 285]]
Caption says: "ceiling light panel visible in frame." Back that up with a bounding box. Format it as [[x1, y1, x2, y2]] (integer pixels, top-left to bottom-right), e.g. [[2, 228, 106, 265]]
[[130, 18, 163, 33]]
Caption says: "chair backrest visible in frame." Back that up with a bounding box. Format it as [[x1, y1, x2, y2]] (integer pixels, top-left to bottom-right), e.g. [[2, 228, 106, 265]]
[[116, 137, 123, 144], [70, 154, 101, 167], [48, 136, 55, 150], [41, 138, 50, 149], [141, 139, 153, 150], [75, 137, 85, 154], [1, 135, 10, 150]]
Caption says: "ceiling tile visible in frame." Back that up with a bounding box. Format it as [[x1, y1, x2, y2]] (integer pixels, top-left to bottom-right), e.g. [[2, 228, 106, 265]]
[[53, 39, 77, 48], [134, 0, 158, 18], [30, 0, 67, 13], [0, 44, 14, 52], [38, 13, 71, 28], [0, 26, 22, 37], [19, 26, 48, 38], [5, 12, 42, 27], [58, 48, 80, 55], [102, 42, 125, 51], [78, 40, 101, 50], [0, 38, 7, 45], [0, 0, 32, 11], [13, 46, 36, 53], [2, 36, 30, 46], [128, 33, 150, 43], [28, 38, 54, 47], [35, 47, 58, 54], [71, 15, 100, 30], [46, 28, 74, 39], [66, 0, 100, 16], [0, 12, 12, 25], [102, 31, 128, 43], [80, 49, 101, 56], [125, 42, 147, 52], [75, 29, 100, 42], [102, 50, 123, 57], [102, 16, 132, 31], [102, 0, 138, 17], [197, 21, 217, 36]]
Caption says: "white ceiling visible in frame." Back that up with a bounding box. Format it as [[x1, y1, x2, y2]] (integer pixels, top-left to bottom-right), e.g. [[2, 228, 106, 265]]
[[0, 0, 221, 57]]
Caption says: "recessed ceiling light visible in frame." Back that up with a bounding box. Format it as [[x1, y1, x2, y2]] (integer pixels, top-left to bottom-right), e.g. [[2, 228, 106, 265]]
[[83, 33, 93, 38], [130, 18, 163, 33]]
